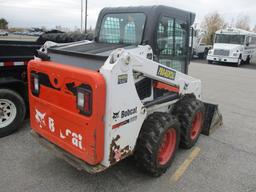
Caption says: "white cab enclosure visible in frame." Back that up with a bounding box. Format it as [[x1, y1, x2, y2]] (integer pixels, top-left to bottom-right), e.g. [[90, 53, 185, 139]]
[[207, 28, 256, 66]]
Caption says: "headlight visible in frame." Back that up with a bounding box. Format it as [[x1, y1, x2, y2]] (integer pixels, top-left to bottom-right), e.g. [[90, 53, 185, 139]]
[[208, 50, 213, 55]]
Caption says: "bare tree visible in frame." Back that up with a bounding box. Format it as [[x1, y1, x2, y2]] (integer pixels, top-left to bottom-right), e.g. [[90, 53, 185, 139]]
[[201, 12, 227, 45], [252, 25, 256, 32], [235, 15, 250, 31]]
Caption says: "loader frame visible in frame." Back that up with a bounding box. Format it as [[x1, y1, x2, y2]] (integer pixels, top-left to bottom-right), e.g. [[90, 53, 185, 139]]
[[28, 6, 222, 175]]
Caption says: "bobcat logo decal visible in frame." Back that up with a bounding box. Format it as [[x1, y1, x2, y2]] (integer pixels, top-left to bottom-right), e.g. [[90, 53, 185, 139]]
[[35, 109, 46, 128], [113, 111, 120, 120]]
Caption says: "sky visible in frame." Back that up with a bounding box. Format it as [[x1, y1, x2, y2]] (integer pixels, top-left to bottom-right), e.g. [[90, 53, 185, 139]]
[[1, 0, 256, 30]]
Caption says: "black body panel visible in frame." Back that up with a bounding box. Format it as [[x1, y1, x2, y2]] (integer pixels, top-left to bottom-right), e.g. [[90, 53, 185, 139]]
[[95, 5, 195, 47], [47, 42, 135, 70], [0, 40, 41, 62]]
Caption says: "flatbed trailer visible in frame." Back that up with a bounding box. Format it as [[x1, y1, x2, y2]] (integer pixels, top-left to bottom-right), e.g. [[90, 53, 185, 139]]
[[0, 32, 91, 137], [0, 39, 41, 137]]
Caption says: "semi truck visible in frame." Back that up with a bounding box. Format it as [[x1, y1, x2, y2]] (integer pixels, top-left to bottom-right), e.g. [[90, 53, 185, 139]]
[[207, 28, 256, 67]]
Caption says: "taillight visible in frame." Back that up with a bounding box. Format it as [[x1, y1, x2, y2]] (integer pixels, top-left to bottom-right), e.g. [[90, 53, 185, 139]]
[[31, 72, 40, 96], [77, 86, 92, 116]]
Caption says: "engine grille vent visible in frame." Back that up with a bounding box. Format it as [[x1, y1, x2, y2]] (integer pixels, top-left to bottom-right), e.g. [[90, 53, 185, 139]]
[[213, 49, 230, 56], [135, 78, 152, 100]]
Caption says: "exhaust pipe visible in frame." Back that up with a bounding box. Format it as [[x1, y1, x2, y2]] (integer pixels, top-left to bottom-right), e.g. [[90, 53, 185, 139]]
[[202, 102, 223, 136]]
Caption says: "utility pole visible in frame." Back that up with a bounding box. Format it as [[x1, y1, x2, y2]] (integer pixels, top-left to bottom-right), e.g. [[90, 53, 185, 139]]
[[81, 0, 83, 32], [84, 0, 88, 34]]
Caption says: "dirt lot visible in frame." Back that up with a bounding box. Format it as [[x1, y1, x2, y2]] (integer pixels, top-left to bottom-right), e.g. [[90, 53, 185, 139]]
[[0, 60, 256, 192]]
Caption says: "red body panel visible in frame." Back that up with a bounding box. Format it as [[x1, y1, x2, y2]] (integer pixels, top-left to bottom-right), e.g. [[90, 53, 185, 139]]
[[154, 82, 179, 93], [28, 60, 106, 165]]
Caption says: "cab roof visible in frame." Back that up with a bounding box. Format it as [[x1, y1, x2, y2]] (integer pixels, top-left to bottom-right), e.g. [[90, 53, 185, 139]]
[[98, 5, 195, 22], [216, 28, 256, 36], [94, 5, 195, 44]]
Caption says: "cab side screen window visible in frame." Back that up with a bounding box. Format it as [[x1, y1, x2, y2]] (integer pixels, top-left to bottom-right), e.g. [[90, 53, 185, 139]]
[[156, 16, 188, 73], [124, 22, 136, 44], [175, 20, 187, 56], [157, 17, 174, 56]]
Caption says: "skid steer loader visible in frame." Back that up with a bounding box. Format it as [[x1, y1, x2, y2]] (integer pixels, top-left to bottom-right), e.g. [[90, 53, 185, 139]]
[[28, 5, 222, 176]]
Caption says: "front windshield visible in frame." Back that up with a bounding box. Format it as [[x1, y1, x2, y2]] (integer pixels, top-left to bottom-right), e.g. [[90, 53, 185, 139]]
[[215, 34, 245, 45], [99, 13, 146, 44]]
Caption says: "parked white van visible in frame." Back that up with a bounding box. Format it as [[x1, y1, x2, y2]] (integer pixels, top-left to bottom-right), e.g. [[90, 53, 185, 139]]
[[207, 28, 256, 67]]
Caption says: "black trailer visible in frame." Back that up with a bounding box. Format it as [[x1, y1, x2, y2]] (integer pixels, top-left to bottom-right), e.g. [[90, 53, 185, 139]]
[[0, 32, 91, 137], [0, 39, 42, 137]]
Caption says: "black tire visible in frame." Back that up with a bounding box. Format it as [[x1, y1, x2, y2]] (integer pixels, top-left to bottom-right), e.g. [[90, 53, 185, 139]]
[[236, 59, 242, 67], [134, 112, 180, 177], [198, 48, 209, 59], [37, 32, 88, 44], [208, 60, 213, 64], [0, 89, 26, 137], [245, 56, 251, 64], [204, 48, 209, 59], [172, 95, 205, 149], [236, 54, 244, 67], [198, 53, 204, 59]]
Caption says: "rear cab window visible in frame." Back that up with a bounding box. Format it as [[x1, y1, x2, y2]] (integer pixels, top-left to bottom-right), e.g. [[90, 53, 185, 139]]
[[99, 13, 146, 45]]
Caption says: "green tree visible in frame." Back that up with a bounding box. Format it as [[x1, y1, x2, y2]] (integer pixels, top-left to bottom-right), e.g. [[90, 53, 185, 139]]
[[201, 12, 227, 45], [0, 18, 8, 29]]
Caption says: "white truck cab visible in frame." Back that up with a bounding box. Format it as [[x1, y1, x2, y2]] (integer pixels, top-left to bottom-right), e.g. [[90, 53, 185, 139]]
[[190, 28, 212, 59], [207, 28, 256, 67]]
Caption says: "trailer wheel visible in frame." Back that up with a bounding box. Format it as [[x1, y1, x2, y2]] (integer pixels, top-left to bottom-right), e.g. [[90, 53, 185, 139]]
[[134, 112, 180, 177], [0, 89, 26, 137], [172, 96, 205, 149]]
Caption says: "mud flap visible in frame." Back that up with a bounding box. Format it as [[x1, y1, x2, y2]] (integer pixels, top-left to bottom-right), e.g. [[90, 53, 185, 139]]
[[201, 103, 223, 136]]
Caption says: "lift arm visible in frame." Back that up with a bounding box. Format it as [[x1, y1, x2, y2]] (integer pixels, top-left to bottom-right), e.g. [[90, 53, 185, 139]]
[[126, 48, 202, 99]]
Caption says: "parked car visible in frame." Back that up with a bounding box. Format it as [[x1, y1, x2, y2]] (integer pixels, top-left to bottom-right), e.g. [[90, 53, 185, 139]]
[[0, 30, 8, 36]]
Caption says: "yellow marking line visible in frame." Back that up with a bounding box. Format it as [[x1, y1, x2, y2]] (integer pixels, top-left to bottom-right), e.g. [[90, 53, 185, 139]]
[[170, 147, 201, 183]]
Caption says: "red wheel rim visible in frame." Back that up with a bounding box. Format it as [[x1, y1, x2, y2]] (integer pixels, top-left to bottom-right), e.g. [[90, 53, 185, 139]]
[[157, 128, 177, 166], [190, 112, 203, 140]]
